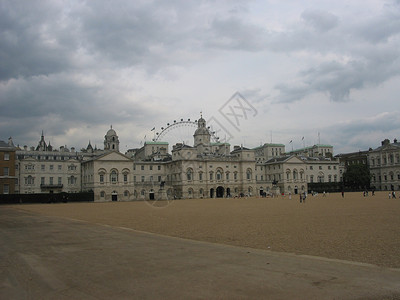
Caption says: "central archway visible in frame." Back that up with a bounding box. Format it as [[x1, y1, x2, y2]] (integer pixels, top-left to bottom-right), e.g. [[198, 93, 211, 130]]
[[216, 186, 224, 198]]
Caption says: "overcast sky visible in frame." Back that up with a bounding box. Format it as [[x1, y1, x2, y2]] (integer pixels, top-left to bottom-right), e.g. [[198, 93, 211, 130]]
[[1, 0, 400, 154]]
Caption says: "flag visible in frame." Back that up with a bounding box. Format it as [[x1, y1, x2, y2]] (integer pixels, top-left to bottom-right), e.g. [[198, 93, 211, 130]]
[[302, 137, 304, 140], [151, 127, 155, 131], [289, 140, 292, 143]]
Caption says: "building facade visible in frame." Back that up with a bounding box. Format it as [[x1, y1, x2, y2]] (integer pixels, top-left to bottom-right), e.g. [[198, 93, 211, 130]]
[[0, 138, 17, 194], [10, 115, 398, 200], [368, 139, 400, 191]]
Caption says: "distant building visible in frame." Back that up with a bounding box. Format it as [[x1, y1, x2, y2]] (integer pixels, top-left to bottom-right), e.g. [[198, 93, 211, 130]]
[[288, 144, 334, 158], [368, 139, 400, 191], [11, 115, 399, 201], [0, 137, 17, 194]]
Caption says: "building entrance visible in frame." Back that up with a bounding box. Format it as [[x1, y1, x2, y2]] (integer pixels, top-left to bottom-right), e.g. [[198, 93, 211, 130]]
[[112, 192, 118, 201], [216, 186, 224, 198]]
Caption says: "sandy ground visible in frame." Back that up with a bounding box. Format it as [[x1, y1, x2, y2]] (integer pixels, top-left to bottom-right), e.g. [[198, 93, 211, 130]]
[[8, 191, 400, 268]]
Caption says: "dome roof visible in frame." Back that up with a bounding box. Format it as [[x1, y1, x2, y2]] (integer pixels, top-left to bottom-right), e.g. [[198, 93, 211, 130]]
[[106, 126, 116, 136], [194, 127, 210, 136]]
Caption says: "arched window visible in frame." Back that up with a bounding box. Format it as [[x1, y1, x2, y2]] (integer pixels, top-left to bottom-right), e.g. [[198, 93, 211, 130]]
[[293, 169, 298, 180], [25, 175, 35, 185], [187, 168, 193, 181], [216, 169, 222, 181], [318, 172, 324, 183], [198, 172, 203, 181], [110, 170, 118, 183], [68, 176, 76, 185], [246, 169, 252, 180]]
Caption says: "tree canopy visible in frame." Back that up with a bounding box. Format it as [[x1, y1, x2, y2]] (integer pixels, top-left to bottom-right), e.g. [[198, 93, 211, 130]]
[[343, 164, 371, 190]]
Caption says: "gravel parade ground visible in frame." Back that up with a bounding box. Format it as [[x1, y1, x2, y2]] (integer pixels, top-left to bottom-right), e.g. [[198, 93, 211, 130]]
[[10, 191, 400, 268]]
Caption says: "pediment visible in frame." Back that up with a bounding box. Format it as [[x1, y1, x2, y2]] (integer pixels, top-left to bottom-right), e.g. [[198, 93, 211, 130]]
[[96, 151, 132, 162], [285, 156, 306, 164]]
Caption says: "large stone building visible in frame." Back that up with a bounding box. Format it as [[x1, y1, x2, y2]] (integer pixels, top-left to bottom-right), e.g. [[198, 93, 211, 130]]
[[7, 115, 398, 199], [368, 139, 400, 191]]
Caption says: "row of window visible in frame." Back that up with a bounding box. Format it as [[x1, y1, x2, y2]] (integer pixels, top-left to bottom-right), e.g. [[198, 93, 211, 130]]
[[309, 174, 338, 183], [370, 155, 400, 166], [134, 165, 162, 171], [186, 170, 244, 181], [24, 176, 77, 185], [19, 155, 77, 161], [100, 172, 129, 183], [309, 165, 337, 170], [372, 174, 400, 182], [23, 164, 78, 171]]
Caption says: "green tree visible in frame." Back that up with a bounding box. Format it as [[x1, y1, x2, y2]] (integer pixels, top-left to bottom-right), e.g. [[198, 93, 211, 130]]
[[343, 164, 371, 190]]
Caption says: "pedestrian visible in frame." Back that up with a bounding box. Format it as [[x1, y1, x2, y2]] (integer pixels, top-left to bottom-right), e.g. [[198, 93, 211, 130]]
[[300, 193, 302, 203], [303, 192, 306, 203], [289, 192, 292, 200], [393, 191, 396, 199], [341, 190, 344, 198], [389, 192, 392, 199]]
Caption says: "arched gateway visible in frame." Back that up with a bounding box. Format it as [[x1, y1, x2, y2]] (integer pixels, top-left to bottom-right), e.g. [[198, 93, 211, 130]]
[[216, 186, 224, 198]]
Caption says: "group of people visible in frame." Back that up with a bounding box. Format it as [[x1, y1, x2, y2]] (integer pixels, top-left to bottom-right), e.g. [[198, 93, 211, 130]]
[[389, 191, 397, 199]]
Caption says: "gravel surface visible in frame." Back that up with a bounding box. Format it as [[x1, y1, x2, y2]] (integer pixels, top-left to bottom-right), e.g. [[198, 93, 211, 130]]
[[11, 191, 400, 268]]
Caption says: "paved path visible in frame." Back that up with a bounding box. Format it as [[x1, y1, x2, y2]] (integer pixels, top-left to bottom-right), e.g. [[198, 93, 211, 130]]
[[1, 207, 400, 299]]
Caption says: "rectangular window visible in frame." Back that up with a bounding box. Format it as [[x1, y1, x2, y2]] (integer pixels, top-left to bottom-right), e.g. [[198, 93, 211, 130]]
[[50, 165, 54, 170], [41, 177, 45, 185], [41, 165, 45, 171], [310, 166, 313, 170], [141, 176, 145, 182], [58, 177, 62, 185], [319, 166, 322, 170], [158, 176, 161, 182], [199, 173, 203, 181], [150, 166, 153, 170], [3, 184, 9, 194], [3, 167, 9, 176], [158, 166, 161, 170], [50, 177, 53, 185], [4, 153, 10, 160], [124, 174, 128, 183], [134, 176, 136, 182], [58, 165, 62, 170], [100, 174, 104, 183], [141, 165, 144, 170]]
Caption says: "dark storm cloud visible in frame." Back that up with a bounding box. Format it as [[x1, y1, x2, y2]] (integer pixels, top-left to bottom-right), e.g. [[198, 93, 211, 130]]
[[272, 3, 400, 103], [0, 0, 77, 80]]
